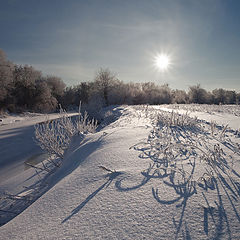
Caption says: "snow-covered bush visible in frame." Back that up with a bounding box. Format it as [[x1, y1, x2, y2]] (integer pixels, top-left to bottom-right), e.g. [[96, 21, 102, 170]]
[[35, 118, 71, 163], [75, 110, 98, 134], [155, 110, 199, 129], [34, 106, 97, 169]]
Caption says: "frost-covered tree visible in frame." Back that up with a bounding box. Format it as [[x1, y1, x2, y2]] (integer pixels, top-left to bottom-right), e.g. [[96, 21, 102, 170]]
[[75, 82, 92, 105], [46, 76, 66, 101], [172, 89, 188, 104], [108, 80, 131, 105], [34, 79, 58, 113], [158, 84, 172, 104], [188, 84, 209, 104], [212, 88, 236, 104], [236, 92, 240, 104], [94, 68, 116, 106], [212, 88, 226, 104], [0, 49, 14, 109], [13, 65, 41, 110], [225, 90, 236, 104]]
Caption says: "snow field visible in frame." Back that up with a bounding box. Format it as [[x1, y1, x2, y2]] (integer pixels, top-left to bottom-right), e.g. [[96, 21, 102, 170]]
[[0, 105, 239, 239]]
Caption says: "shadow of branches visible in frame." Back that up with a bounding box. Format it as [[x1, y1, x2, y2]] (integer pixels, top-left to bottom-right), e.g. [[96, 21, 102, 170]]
[[115, 110, 240, 239], [62, 171, 123, 224]]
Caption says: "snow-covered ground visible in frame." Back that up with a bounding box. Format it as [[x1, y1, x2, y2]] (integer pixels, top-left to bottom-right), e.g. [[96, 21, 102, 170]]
[[0, 105, 239, 239], [157, 104, 240, 130]]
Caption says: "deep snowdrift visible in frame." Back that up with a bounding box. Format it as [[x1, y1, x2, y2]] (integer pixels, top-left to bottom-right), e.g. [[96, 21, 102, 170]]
[[0, 105, 239, 239]]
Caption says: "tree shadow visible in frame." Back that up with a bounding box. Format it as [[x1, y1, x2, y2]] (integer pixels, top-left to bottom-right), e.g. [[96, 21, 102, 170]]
[[62, 171, 123, 224]]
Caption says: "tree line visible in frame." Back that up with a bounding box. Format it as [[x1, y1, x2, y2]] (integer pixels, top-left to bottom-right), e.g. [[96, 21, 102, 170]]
[[0, 49, 239, 113]]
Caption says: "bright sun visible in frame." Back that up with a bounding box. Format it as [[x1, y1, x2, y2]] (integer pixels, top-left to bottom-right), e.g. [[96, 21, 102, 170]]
[[154, 53, 171, 71]]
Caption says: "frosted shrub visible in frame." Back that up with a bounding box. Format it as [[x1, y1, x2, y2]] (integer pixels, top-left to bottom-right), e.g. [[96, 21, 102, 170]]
[[76, 110, 98, 134], [35, 119, 71, 163], [34, 106, 97, 169], [156, 110, 199, 129], [58, 108, 76, 137], [34, 113, 75, 158]]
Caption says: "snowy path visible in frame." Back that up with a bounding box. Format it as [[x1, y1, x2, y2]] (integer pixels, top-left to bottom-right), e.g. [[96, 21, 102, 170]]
[[0, 106, 239, 239]]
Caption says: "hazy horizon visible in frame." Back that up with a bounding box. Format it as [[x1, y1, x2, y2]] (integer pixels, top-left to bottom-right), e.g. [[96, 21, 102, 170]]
[[1, 0, 240, 91]]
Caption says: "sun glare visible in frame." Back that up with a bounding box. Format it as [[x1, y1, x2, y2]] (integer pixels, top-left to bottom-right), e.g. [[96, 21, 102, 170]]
[[154, 53, 171, 72]]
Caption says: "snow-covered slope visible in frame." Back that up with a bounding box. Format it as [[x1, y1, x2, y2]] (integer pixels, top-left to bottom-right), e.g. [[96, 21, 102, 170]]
[[0, 106, 239, 239]]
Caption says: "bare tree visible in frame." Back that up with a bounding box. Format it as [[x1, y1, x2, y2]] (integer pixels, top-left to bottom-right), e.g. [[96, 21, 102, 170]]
[[94, 68, 116, 106]]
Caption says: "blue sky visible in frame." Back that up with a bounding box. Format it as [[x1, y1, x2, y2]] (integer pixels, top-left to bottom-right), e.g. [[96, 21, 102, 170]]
[[1, 0, 240, 90]]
